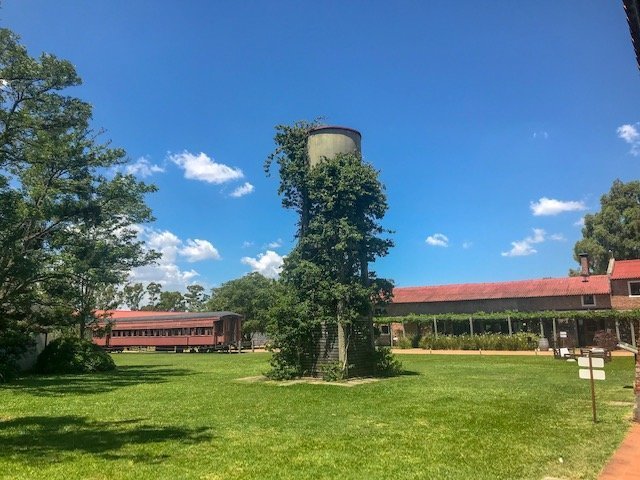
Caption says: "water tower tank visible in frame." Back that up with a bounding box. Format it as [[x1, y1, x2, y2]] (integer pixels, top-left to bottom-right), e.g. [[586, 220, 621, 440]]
[[307, 126, 361, 168]]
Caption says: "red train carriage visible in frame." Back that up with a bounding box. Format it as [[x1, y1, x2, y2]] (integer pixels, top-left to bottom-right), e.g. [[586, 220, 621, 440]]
[[92, 311, 243, 351]]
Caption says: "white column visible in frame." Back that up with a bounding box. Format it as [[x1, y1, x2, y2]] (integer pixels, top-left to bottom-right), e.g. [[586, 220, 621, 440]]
[[615, 319, 621, 343], [552, 318, 557, 348], [630, 319, 636, 348], [508, 316, 513, 336], [469, 317, 474, 336], [433, 317, 438, 338]]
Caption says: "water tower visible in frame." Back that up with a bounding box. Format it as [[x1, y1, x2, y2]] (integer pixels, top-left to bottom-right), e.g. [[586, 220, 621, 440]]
[[305, 126, 374, 377]]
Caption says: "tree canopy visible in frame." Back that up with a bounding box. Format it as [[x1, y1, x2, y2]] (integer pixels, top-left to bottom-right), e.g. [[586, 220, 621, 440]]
[[206, 272, 276, 336], [0, 28, 157, 378], [573, 179, 640, 274]]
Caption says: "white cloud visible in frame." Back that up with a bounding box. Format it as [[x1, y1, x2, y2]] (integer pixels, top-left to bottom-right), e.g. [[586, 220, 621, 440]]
[[462, 241, 473, 250], [125, 157, 165, 177], [574, 217, 585, 227], [530, 197, 587, 216], [169, 151, 244, 184], [128, 226, 221, 291], [180, 239, 220, 262], [617, 124, 640, 156], [617, 124, 640, 143], [501, 228, 545, 257], [230, 182, 254, 198], [425, 233, 449, 247], [241, 250, 284, 279], [146, 229, 181, 263], [532, 131, 549, 139], [242, 241, 254, 249], [501, 228, 564, 257], [267, 238, 283, 249]]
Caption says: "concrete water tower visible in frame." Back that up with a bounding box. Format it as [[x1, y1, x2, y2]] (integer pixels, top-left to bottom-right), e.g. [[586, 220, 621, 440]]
[[307, 126, 362, 167], [305, 125, 374, 377]]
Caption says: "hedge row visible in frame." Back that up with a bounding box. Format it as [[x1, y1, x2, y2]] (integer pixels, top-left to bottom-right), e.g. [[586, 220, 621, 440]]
[[395, 332, 540, 351]]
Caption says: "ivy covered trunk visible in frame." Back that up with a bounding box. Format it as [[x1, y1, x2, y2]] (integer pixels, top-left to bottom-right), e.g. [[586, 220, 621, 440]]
[[265, 122, 393, 379]]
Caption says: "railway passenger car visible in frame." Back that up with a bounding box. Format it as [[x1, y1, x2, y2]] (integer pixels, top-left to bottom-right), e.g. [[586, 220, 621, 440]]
[[92, 311, 243, 351]]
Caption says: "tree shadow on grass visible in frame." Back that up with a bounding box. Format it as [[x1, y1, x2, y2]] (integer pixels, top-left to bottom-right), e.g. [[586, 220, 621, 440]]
[[0, 416, 213, 464], [1, 365, 194, 396]]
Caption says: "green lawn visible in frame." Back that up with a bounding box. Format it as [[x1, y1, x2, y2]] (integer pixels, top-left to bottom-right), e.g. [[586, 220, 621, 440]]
[[0, 353, 635, 480]]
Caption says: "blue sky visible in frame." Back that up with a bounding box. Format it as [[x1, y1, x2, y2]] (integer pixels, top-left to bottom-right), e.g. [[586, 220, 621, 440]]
[[4, 1, 640, 290]]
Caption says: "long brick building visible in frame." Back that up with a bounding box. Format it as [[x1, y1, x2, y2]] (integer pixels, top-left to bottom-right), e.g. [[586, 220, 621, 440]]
[[385, 258, 640, 347]]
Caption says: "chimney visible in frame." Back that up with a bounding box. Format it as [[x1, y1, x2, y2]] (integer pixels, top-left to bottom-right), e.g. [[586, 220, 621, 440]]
[[579, 253, 590, 282]]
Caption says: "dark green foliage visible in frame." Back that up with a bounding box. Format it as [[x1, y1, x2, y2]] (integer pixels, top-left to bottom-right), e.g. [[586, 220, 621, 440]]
[[573, 179, 640, 274], [264, 350, 302, 380], [35, 337, 115, 374], [156, 291, 185, 311], [207, 272, 277, 335], [184, 284, 209, 311], [372, 347, 403, 376], [418, 333, 540, 351], [265, 122, 394, 378], [0, 27, 157, 369], [320, 361, 349, 381]]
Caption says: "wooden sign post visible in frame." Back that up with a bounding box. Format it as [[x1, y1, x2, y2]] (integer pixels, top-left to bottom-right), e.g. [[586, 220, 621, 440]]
[[578, 354, 605, 423]]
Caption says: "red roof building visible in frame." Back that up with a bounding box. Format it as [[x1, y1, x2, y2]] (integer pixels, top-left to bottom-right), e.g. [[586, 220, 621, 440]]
[[384, 257, 640, 347]]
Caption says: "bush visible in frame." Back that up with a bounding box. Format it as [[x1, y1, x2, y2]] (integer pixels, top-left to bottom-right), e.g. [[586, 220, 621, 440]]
[[35, 337, 116, 374], [395, 335, 414, 349], [593, 330, 618, 350], [320, 361, 348, 381], [419, 332, 539, 351], [373, 347, 403, 376], [265, 351, 302, 380]]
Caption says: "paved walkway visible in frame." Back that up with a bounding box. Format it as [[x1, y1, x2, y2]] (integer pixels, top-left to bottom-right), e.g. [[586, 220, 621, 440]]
[[599, 422, 640, 480]]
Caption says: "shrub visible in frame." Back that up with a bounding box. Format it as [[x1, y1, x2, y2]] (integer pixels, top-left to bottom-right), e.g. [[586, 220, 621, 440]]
[[373, 347, 403, 376], [593, 330, 618, 350], [395, 335, 414, 349], [34, 337, 115, 374], [265, 351, 302, 380], [419, 332, 539, 351], [320, 361, 348, 381]]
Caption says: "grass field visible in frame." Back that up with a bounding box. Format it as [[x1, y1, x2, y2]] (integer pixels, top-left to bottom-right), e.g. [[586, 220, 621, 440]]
[[0, 353, 636, 480]]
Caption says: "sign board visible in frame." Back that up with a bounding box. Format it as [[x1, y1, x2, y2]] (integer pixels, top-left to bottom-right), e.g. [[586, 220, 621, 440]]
[[579, 369, 606, 381], [559, 331, 567, 338], [578, 357, 605, 369]]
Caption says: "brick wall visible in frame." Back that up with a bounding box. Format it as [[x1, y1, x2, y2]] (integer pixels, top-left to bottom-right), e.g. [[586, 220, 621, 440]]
[[611, 279, 640, 310]]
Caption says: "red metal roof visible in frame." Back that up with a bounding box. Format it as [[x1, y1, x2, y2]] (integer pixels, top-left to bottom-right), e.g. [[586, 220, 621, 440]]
[[610, 259, 640, 280], [392, 275, 610, 304]]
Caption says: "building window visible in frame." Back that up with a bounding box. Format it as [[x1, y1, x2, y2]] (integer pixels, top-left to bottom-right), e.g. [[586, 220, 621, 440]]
[[629, 281, 640, 296], [581, 294, 596, 307], [380, 325, 390, 335]]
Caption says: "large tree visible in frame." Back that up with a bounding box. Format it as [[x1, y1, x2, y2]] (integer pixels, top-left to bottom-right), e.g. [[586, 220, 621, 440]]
[[573, 179, 640, 274], [265, 122, 393, 377], [184, 284, 209, 311], [0, 28, 157, 375], [206, 272, 277, 336]]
